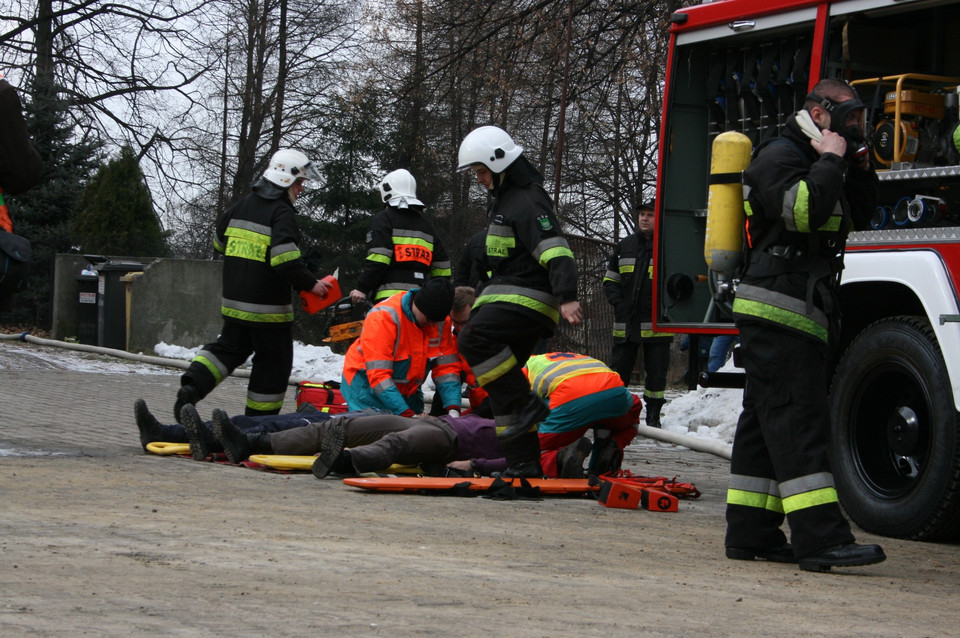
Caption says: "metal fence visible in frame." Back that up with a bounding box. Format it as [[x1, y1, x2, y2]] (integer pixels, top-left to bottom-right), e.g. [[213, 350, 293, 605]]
[[551, 233, 617, 362]]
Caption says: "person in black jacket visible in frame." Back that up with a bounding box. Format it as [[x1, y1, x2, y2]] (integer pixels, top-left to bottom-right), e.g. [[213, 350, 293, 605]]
[[602, 201, 673, 427], [349, 169, 451, 304], [453, 229, 489, 292], [174, 149, 333, 421], [455, 125, 583, 478], [725, 79, 884, 572]]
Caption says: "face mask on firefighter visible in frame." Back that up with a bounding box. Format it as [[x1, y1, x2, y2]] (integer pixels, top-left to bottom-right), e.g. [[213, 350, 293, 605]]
[[807, 91, 869, 162]]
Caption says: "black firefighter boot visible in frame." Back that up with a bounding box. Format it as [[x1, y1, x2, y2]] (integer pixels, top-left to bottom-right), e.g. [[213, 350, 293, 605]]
[[498, 431, 544, 479], [588, 434, 624, 476], [212, 413, 272, 464], [645, 397, 665, 429], [173, 384, 201, 423], [134, 398, 187, 451], [555, 437, 592, 478], [498, 393, 550, 444], [180, 403, 220, 462]]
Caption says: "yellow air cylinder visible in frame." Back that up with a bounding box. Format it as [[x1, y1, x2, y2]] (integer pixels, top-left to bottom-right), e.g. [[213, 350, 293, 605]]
[[704, 131, 753, 275]]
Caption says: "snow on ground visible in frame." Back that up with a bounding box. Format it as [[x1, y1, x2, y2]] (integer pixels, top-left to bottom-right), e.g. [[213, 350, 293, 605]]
[[154, 341, 346, 382]]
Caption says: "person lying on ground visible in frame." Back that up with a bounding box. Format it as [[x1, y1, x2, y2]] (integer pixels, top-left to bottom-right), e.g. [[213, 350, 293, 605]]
[[212, 410, 509, 477], [133, 398, 368, 461], [214, 406, 624, 480]]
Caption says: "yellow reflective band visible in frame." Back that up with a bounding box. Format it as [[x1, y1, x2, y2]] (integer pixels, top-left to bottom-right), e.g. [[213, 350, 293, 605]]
[[374, 289, 405, 301], [195, 355, 224, 383], [247, 397, 284, 412], [474, 293, 559, 323], [367, 253, 392, 265], [270, 249, 301, 267], [794, 182, 811, 233], [539, 245, 574, 267], [612, 328, 626, 338], [818, 215, 842, 232], [727, 488, 785, 514], [640, 330, 672, 338], [430, 267, 453, 277], [782, 487, 839, 514], [732, 297, 828, 343], [221, 306, 294, 323], [225, 236, 267, 262], [475, 353, 518, 387], [486, 235, 516, 257], [744, 201, 754, 218], [619, 265, 636, 274], [495, 423, 537, 437], [643, 389, 665, 400]]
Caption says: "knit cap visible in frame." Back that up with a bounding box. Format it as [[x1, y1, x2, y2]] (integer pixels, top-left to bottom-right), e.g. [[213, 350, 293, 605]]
[[413, 278, 454, 322]]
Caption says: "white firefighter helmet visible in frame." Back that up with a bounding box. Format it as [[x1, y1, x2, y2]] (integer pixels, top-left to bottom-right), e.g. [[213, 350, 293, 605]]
[[379, 169, 423, 208], [263, 149, 319, 188], [456, 125, 523, 173]]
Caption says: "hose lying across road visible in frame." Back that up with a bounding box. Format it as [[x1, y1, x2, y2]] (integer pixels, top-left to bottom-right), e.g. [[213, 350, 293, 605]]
[[1, 331, 734, 461]]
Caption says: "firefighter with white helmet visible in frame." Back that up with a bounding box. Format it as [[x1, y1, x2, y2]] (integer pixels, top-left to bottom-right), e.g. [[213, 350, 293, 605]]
[[455, 125, 583, 478], [349, 168, 451, 304], [174, 148, 333, 421]]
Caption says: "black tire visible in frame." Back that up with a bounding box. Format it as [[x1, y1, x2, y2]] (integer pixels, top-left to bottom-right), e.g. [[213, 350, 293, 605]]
[[830, 316, 960, 540]]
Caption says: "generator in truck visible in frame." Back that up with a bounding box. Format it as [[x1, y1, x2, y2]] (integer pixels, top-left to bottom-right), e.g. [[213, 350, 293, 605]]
[[654, 0, 960, 540]]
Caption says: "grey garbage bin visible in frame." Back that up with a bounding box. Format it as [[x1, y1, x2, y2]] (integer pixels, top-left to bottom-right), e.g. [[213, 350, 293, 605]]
[[75, 274, 98, 345], [94, 260, 143, 350]]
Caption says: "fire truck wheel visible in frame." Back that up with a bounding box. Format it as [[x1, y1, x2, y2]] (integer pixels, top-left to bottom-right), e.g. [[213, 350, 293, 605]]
[[829, 315, 960, 540]]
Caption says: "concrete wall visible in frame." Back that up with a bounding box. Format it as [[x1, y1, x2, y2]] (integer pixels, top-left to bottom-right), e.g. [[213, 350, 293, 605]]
[[127, 259, 222, 353], [53, 255, 222, 354]]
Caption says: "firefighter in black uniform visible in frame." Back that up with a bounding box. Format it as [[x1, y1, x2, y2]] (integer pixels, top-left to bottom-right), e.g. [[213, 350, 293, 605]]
[[174, 149, 333, 421], [725, 79, 885, 571], [602, 201, 672, 427], [455, 125, 583, 478], [349, 169, 451, 304]]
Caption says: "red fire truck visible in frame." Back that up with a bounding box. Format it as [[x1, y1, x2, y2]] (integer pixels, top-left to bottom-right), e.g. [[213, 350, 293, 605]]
[[654, 0, 960, 540]]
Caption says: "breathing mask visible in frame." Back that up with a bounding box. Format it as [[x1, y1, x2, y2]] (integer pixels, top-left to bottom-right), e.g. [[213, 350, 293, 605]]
[[807, 91, 869, 163]]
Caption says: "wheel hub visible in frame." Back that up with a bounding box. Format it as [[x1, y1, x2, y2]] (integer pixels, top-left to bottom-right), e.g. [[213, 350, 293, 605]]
[[887, 405, 920, 456], [886, 405, 921, 478]]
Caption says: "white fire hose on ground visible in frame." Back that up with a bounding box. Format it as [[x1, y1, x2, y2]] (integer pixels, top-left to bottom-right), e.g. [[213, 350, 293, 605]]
[[636, 423, 732, 461]]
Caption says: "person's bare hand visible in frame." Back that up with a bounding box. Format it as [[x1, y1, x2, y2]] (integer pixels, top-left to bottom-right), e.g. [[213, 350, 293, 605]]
[[811, 129, 847, 158], [446, 460, 472, 472], [349, 288, 366, 303], [560, 300, 583, 325], [311, 278, 333, 297]]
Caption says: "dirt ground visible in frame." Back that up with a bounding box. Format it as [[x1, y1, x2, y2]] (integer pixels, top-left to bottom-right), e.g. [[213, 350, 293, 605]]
[[2, 340, 960, 637]]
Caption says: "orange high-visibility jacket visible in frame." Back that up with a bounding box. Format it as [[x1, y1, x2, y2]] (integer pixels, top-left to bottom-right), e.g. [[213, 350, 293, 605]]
[[343, 291, 461, 415], [524, 352, 624, 408]]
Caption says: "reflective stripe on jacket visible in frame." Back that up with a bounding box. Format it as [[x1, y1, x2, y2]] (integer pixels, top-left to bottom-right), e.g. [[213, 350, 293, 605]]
[[357, 205, 452, 302], [524, 352, 623, 409], [215, 179, 318, 325]]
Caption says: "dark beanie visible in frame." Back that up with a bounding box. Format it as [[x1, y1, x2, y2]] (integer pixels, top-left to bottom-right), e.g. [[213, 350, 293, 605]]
[[413, 278, 454, 322]]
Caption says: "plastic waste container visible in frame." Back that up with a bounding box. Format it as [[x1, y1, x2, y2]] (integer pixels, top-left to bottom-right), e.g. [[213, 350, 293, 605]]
[[75, 274, 98, 345], [94, 260, 143, 350]]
